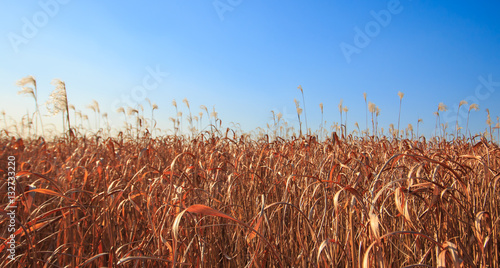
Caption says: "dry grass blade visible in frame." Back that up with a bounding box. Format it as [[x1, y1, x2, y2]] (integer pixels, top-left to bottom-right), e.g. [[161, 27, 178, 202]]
[[363, 231, 441, 268], [439, 241, 462, 268], [1, 111, 499, 266], [78, 253, 109, 267], [116, 256, 188, 266], [172, 204, 283, 267]]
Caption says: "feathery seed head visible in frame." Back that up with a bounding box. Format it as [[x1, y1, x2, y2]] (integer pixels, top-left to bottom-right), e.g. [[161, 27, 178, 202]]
[[116, 107, 125, 114], [469, 103, 479, 111], [294, 98, 299, 109], [172, 99, 177, 108], [368, 102, 376, 113], [183, 98, 190, 109], [459, 100, 467, 107], [486, 109, 492, 126], [152, 103, 158, 110], [93, 100, 100, 113], [438, 102, 448, 112], [200, 105, 208, 113], [343, 106, 348, 113], [319, 103, 323, 113], [297, 85, 303, 94], [16, 75, 36, 87], [210, 106, 217, 118], [277, 112, 283, 121], [87, 100, 100, 113], [46, 79, 68, 115], [338, 99, 343, 112], [17, 87, 35, 99], [363, 92, 367, 101], [398, 91, 404, 100], [296, 107, 303, 116], [127, 107, 138, 116], [86, 104, 96, 113]]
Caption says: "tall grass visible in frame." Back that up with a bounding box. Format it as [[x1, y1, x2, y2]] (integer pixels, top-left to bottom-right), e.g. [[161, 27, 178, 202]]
[[363, 92, 368, 136], [298, 85, 308, 135], [1, 126, 499, 267], [1, 77, 500, 267], [466, 103, 479, 138], [47, 79, 71, 138], [397, 91, 404, 138], [16, 76, 44, 136]]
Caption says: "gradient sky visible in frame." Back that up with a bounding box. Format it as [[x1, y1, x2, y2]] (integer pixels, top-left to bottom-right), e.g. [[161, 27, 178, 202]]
[[1, 0, 500, 138]]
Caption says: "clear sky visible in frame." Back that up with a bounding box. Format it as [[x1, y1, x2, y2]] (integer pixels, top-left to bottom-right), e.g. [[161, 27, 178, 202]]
[[1, 0, 500, 138]]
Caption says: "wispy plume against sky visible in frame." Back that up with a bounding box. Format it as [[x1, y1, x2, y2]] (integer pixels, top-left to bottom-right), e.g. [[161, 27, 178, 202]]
[[1, 1, 499, 137]]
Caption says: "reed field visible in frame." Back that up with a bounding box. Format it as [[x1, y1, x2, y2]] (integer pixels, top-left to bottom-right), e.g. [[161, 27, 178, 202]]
[[1, 78, 500, 267]]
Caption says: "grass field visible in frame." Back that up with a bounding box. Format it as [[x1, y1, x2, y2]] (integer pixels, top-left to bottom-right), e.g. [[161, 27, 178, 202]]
[[1, 128, 499, 267], [1, 77, 499, 267]]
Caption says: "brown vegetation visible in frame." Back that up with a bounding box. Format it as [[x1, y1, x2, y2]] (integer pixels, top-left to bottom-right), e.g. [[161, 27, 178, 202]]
[[1, 131, 499, 267]]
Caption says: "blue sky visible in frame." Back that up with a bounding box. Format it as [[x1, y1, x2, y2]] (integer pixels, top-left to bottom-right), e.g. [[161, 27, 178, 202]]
[[1, 0, 500, 138]]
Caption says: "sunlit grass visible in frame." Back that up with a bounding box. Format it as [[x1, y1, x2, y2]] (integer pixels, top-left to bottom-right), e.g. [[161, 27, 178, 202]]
[[1, 76, 499, 267]]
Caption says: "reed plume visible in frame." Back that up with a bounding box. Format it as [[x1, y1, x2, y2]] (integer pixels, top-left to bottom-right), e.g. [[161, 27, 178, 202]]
[[338, 99, 343, 134], [319, 103, 324, 140], [127, 107, 139, 137], [435, 102, 447, 138], [363, 92, 368, 136], [294, 98, 303, 136], [47, 79, 71, 136], [456, 100, 467, 138], [343, 106, 349, 136], [466, 103, 479, 138], [416, 118, 423, 138], [86, 99, 100, 130], [397, 91, 404, 138], [369, 101, 376, 136], [183, 98, 193, 134], [298, 85, 308, 134], [17, 75, 45, 136], [486, 108, 493, 141]]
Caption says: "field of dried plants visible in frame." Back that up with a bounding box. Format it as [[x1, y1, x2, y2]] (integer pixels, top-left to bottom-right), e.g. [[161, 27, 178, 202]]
[[1, 129, 499, 267], [1, 77, 499, 266]]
